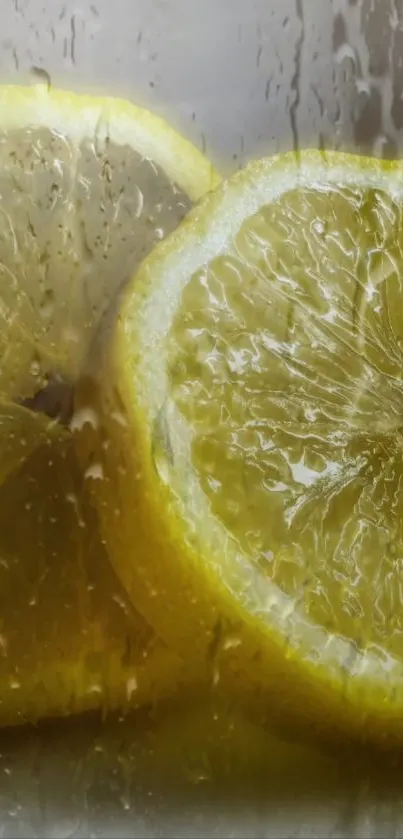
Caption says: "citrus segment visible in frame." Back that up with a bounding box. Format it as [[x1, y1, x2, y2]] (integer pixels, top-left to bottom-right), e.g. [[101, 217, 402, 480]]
[[0, 436, 196, 727], [0, 84, 220, 484], [91, 150, 403, 744], [0, 401, 67, 486]]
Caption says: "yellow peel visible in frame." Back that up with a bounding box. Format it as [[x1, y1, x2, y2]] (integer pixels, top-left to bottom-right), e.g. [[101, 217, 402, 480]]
[[0, 85, 220, 202]]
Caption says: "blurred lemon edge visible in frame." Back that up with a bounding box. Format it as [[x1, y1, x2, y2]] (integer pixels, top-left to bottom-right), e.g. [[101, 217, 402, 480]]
[[0, 434, 206, 729], [0, 640, 196, 729], [0, 84, 223, 726]]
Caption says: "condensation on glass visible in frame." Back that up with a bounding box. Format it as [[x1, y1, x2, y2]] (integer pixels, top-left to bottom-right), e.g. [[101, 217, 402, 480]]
[[0, 1, 402, 837]]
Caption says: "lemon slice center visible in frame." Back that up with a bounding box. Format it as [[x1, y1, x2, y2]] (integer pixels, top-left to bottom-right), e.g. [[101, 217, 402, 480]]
[[166, 184, 403, 659], [0, 124, 190, 403]]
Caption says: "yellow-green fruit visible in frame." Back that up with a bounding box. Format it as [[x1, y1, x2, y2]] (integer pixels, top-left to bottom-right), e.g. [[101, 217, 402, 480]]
[[0, 437, 198, 726], [86, 150, 403, 748]]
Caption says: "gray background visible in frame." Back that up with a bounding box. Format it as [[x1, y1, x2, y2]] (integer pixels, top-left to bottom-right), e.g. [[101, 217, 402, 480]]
[[3, 0, 403, 172]]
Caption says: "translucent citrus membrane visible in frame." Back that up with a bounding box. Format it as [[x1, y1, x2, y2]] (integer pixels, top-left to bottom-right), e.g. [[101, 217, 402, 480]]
[[0, 435, 195, 727], [0, 125, 191, 402], [0, 401, 67, 486], [0, 119, 191, 483], [167, 184, 403, 666]]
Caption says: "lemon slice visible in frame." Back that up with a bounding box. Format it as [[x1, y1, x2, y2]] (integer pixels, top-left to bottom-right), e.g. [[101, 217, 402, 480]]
[[0, 83, 219, 484], [0, 435, 198, 727], [89, 150, 403, 745]]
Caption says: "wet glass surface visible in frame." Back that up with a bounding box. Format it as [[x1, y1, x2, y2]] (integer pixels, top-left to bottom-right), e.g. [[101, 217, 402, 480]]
[[2, 1, 403, 836]]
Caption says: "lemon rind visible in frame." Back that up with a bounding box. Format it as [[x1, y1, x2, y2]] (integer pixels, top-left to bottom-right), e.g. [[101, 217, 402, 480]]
[[0, 84, 220, 201]]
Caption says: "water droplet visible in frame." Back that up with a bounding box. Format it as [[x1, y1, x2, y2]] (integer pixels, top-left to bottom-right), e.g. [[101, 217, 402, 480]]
[[372, 134, 395, 159], [30, 66, 52, 91], [132, 184, 144, 220], [39, 288, 54, 320], [29, 357, 41, 378], [186, 756, 213, 785], [65, 493, 85, 528], [70, 406, 99, 432], [312, 219, 326, 236], [70, 15, 77, 65], [222, 635, 242, 651], [355, 78, 371, 97], [84, 462, 104, 481], [101, 158, 112, 184], [120, 795, 131, 812], [334, 43, 357, 66], [94, 115, 110, 157], [87, 683, 102, 695], [126, 676, 138, 700], [110, 410, 128, 429], [112, 594, 129, 614]]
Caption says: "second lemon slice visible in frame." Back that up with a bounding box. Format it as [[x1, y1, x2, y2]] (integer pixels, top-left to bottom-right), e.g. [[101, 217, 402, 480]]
[[89, 150, 403, 745], [0, 84, 219, 484], [0, 436, 196, 727]]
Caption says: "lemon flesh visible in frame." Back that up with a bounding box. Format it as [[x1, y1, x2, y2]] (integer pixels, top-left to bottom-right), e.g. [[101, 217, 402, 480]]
[[93, 150, 403, 745], [0, 436, 197, 727], [0, 401, 67, 485], [0, 84, 219, 484]]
